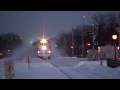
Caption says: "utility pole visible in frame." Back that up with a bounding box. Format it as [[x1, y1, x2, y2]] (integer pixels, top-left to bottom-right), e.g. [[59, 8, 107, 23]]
[[92, 24, 95, 59], [82, 16, 85, 58], [82, 32, 84, 57], [119, 17, 120, 59], [64, 37, 66, 56], [72, 28, 74, 57]]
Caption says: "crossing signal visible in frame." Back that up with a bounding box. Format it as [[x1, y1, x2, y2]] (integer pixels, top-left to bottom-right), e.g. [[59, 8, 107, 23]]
[[87, 32, 93, 35], [70, 46, 73, 48], [86, 42, 91, 46]]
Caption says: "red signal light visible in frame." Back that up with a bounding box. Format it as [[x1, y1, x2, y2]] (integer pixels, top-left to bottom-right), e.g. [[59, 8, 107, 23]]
[[87, 32, 92, 35], [89, 32, 92, 34], [86, 42, 91, 46], [70, 46, 73, 48]]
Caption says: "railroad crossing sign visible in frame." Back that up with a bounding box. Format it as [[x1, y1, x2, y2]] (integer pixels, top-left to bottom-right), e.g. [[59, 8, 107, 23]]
[[26, 55, 31, 70], [26, 55, 31, 63], [4, 60, 15, 79]]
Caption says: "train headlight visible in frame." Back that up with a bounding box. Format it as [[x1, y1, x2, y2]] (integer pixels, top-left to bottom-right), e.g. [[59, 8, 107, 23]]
[[40, 39, 47, 43], [37, 51, 40, 53], [48, 51, 51, 53], [41, 46, 47, 50]]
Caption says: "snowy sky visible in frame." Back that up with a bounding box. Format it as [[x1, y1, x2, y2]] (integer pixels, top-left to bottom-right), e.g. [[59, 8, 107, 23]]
[[0, 57, 120, 79], [0, 11, 118, 45]]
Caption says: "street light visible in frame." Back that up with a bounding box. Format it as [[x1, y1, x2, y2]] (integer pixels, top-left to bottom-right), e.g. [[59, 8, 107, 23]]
[[112, 35, 117, 60], [112, 35, 117, 40]]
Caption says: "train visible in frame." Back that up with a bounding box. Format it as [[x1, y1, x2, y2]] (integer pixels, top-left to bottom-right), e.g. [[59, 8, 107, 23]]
[[33, 38, 51, 60]]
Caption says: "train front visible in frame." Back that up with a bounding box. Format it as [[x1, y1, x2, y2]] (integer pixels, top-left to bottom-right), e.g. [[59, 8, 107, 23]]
[[37, 39, 51, 59]]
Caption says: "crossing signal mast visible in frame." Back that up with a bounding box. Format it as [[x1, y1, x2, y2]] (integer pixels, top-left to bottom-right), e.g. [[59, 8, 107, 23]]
[[64, 37, 67, 56], [82, 15, 86, 58], [119, 17, 120, 59], [72, 28, 74, 57]]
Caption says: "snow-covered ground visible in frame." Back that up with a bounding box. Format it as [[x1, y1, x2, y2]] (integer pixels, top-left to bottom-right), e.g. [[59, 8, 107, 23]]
[[0, 42, 120, 79], [0, 57, 120, 79]]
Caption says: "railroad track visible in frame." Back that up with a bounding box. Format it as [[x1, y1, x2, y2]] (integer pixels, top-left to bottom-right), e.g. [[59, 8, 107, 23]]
[[51, 62, 104, 79]]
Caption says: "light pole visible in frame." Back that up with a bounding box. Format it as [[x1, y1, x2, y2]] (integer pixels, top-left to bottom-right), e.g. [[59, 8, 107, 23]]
[[118, 18, 120, 59], [112, 35, 117, 60], [82, 16, 85, 58], [72, 28, 74, 57], [92, 24, 95, 59], [64, 37, 66, 56]]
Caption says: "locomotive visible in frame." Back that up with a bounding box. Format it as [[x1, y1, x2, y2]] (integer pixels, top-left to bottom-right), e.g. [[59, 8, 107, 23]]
[[37, 38, 51, 59]]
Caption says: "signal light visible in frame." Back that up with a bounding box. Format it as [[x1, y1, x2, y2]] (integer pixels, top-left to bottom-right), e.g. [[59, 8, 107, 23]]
[[89, 32, 92, 34], [87, 32, 92, 35], [70, 46, 73, 48], [86, 42, 91, 46], [118, 58, 120, 60]]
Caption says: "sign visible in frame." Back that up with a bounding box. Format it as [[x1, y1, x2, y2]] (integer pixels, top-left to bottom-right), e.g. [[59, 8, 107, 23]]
[[26, 55, 31, 70], [27, 55, 31, 63], [4, 60, 15, 79]]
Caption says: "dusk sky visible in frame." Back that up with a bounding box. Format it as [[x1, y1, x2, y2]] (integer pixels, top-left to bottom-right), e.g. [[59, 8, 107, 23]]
[[0, 11, 118, 44]]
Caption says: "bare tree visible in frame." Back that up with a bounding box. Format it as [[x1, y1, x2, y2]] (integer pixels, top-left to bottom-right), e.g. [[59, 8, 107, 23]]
[[91, 12, 120, 46], [0, 33, 23, 58]]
